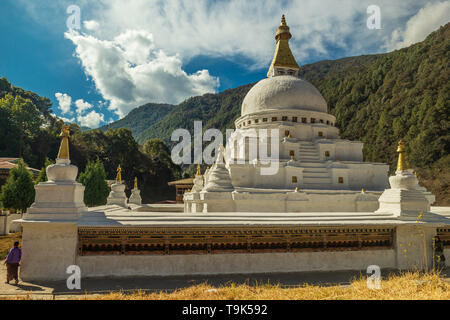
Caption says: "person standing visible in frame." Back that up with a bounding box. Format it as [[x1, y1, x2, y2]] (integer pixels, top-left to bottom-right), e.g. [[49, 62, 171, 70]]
[[3, 241, 21, 285]]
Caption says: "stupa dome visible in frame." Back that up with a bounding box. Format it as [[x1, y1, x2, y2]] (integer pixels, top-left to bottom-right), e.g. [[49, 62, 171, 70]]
[[241, 75, 328, 117]]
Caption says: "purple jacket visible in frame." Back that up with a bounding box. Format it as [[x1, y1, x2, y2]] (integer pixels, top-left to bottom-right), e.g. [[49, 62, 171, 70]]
[[6, 247, 21, 264]]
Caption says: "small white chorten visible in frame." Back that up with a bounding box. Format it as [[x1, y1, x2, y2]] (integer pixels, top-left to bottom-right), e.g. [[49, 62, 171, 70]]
[[376, 141, 435, 220], [107, 165, 128, 207], [25, 125, 88, 220], [198, 146, 235, 212], [192, 165, 205, 193], [129, 177, 142, 205]]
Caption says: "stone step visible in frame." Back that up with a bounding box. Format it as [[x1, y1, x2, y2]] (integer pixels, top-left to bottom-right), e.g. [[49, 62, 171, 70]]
[[303, 172, 330, 178], [299, 148, 316, 152], [302, 178, 333, 184], [299, 161, 327, 168], [299, 153, 319, 157], [301, 183, 333, 189], [303, 167, 328, 174], [299, 145, 316, 149], [299, 151, 318, 154], [299, 156, 320, 161], [302, 179, 333, 185], [299, 153, 318, 156]]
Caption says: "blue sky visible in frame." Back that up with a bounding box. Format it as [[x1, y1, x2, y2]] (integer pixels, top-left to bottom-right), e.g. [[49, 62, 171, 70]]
[[0, 0, 449, 128]]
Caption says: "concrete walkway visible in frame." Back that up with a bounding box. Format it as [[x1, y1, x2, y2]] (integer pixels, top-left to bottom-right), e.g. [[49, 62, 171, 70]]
[[0, 264, 448, 299]]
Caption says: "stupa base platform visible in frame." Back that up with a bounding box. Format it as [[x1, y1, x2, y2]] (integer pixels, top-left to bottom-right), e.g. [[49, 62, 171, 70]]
[[185, 188, 385, 213], [15, 207, 450, 280]]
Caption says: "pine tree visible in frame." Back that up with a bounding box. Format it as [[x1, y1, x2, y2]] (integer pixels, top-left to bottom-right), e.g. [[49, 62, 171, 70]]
[[0, 159, 35, 211], [35, 158, 54, 184], [78, 159, 110, 207]]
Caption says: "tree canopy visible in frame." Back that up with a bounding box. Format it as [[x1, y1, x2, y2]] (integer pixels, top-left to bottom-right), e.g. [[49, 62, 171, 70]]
[[0, 159, 35, 211], [78, 159, 110, 207]]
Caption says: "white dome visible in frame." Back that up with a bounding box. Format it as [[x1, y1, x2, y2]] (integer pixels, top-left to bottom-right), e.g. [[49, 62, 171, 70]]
[[241, 75, 328, 116]]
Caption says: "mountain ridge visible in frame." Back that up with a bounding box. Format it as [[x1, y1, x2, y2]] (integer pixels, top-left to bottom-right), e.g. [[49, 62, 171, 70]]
[[100, 102, 174, 136]]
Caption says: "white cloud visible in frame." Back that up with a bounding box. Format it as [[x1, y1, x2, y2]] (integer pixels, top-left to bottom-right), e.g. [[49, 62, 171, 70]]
[[54, 93, 105, 128], [89, 0, 429, 68], [59, 116, 75, 123], [65, 29, 220, 118], [74, 99, 93, 115], [84, 20, 100, 31], [77, 110, 105, 128], [55, 92, 72, 114], [385, 1, 450, 51], [18, 1, 440, 66]]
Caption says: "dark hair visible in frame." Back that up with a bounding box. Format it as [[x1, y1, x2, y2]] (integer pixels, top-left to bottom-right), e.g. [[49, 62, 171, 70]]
[[13, 241, 19, 247]]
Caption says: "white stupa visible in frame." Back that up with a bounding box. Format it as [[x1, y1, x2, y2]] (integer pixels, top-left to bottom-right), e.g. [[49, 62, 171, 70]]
[[106, 165, 128, 207], [24, 125, 88, 220], [185, 15, 393, 213], [129, 177, 142, 205], [376, 141, 439, 221]]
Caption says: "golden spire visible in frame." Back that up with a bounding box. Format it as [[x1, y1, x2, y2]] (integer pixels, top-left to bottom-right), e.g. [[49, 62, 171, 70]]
[[281, 14, 287, 26], [116, 165, 122, 183], [134, 177, 138, 189], [57, 125, 70, 160], [267, 14, 300, 77], [196, 164, 201, 175], [396, 140, 408, 171]]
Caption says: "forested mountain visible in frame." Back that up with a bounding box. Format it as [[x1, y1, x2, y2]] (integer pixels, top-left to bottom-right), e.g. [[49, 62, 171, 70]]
[[100, 103, 174, 137], [136, 84, 254, 144]]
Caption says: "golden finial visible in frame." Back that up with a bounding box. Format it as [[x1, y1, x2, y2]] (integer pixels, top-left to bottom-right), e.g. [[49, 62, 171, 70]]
[[196, 164, 201, 175], [414, 171, 417, 177], [276, 14, 291, 40], [267, 14, 299, 77], [396, 140, 407, 171], [134, 177, 138, 189], [57, 125, 70, 160], [362, 188, 366, 194], [116, 165, 122, 183], [295, 187, 299, 192]]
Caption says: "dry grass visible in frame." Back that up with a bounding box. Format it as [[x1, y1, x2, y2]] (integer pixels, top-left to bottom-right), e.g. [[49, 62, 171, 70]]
[[79, 271, 450, 300], [0, 233, 21, 260]]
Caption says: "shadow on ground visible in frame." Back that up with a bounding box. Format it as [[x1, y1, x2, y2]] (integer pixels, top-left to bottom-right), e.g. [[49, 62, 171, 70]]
[[24, 268, 450, 295]]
